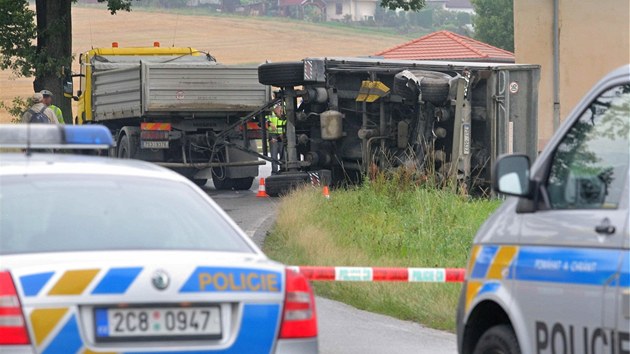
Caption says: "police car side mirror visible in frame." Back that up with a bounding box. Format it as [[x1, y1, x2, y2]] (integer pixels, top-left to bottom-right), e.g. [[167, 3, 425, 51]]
[[494, 154, 531, 197]]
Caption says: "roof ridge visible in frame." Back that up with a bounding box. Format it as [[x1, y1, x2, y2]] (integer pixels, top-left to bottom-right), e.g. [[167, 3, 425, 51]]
[[375, 31, 443, 56], [443, 31, 487, 58], [447, 31, 515, 56]]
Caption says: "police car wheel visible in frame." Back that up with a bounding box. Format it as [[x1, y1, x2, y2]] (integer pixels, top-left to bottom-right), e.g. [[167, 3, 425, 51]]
[[473, 325, 521, 354]]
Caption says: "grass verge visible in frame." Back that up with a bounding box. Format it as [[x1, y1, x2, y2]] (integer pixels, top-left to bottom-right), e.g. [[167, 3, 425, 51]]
[[263, 175, 501, 331]]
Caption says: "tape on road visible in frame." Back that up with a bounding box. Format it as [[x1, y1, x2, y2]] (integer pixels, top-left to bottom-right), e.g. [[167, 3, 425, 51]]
[[288, 266, 466, 283]]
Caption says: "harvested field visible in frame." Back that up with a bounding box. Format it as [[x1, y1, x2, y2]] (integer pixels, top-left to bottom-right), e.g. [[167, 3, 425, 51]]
[[0, 6, 407, 122]]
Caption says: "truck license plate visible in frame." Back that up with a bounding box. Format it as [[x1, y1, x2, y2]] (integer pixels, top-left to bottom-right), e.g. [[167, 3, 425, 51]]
[[141, 141, 169, 149], [94, 306, 221, 342], [462, 123, 471, 155]]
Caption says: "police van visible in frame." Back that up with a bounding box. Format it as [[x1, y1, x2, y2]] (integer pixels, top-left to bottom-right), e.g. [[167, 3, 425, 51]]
[[456, 65, 629, 354]]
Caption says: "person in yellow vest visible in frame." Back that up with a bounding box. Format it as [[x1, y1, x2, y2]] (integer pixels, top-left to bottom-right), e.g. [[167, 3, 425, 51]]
[[40, 90, 64, 124], [267, 104, 286, 173]]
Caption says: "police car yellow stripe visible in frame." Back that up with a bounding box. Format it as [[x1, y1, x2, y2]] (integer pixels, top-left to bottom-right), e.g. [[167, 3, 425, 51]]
[[30, 308, 68, 345], [486, 246, 518, 280], [83, 348, 116, 354], [465, 245, 519, 311], [465, 281, 483, 311], [467, 245, 481, 274], [48, 269, 100, 295]]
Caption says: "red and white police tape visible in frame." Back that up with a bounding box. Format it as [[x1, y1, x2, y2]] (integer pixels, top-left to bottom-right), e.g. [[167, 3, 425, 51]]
[[288, 266, 466, 283]]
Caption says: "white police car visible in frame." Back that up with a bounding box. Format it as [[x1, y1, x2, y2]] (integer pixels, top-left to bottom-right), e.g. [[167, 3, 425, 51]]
[[457, 65, 629, 354], [0, 125, 318, 354]]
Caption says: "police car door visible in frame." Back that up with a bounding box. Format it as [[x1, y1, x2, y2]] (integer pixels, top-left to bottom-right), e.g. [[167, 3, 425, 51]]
[[514, 82, 630, 354]]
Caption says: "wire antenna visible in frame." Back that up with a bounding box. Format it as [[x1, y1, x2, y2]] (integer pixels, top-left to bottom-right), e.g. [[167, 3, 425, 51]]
[[89, 18, 94, 49], [172, 13, 180, 47]]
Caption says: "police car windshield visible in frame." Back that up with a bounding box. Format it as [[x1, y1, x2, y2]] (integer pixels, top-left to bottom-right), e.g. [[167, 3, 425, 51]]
[[0, 175, 253, 254]]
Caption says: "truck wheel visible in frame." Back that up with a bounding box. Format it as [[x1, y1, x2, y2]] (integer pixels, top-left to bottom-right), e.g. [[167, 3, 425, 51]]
[[212, 176, 233, 190], [258, 62, 304, 87], [232, 177, 255, 191], [117, 134, 136, 159], [192, 179, 208, 187], [393, 70, 451, 106], [473, 325, 521, 354]]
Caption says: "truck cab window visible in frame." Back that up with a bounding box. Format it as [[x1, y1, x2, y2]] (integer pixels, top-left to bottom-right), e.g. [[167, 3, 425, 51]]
[[546, 84, 630, 210]]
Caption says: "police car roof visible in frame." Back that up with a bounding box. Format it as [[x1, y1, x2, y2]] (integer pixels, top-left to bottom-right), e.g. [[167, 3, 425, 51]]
[[0, 153, 183, 180]]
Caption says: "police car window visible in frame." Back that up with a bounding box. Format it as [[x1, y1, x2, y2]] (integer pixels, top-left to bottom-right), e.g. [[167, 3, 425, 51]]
[[0, 176, 253, 254], [546, 83, 630, 210]]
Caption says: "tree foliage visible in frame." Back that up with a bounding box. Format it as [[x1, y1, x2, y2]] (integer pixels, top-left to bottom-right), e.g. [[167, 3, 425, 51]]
[[0, 0, 37, 77], [0, 0, 136, 122], [380, 0, 425, 12], [471, 0, 514, 52]]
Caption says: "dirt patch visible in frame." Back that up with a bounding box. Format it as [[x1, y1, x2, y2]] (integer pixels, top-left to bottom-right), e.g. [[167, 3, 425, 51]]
[[0, 6, 406, 123]]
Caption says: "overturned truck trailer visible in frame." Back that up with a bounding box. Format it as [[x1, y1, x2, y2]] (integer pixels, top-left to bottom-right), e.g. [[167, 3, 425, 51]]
[[258, 58, 540, 195]]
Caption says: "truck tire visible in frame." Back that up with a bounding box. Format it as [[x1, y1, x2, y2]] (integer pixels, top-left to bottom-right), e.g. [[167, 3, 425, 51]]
[[265, 173, 310, 197], [212, 174, 233, 191], [232, 177, 255, 191], [258, 62, 304, 87], [473, 325, 521, 354], [192, 179, 208, 187], [393, 70, 451, 106], [117, 134, 137, 159]]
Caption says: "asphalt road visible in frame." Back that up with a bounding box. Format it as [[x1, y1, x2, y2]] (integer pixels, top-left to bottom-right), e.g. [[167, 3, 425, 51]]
[[202, 162, 457, 354]]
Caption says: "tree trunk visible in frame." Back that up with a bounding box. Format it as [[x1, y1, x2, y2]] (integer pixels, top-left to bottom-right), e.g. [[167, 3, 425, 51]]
[[34, 0, 73, 124]]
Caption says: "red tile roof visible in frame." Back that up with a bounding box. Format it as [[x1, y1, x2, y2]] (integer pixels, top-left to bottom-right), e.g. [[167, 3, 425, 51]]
[[376, 30, 515, 63]]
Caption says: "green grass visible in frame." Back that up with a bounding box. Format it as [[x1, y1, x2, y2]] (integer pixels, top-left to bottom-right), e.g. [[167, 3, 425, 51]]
[[263, 174, 502, 331]]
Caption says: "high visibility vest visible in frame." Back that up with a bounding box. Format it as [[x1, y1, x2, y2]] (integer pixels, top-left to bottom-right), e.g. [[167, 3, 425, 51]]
[[267, 113, 286, 134], [49, 105, 64, 124]]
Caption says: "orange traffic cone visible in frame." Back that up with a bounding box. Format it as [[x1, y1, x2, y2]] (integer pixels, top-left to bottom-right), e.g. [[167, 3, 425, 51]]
[[256, 178, 269, 198], [322, 185, 330, 200]]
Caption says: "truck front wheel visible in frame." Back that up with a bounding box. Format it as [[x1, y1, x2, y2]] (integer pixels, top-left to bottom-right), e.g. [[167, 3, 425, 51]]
[[472, 325, 521, 354]]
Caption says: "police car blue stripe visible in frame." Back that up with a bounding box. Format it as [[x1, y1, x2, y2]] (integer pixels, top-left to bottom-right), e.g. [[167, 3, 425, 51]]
[[512, 247, 622, 286], [469, 246, 499, 279], [20, 272, 54, 297], [477, 282, 500, 296], [620, 251, 629, 288], [42, 315, 83, 354], [125, 304, 280, 354], [92, 267, 142, 295]]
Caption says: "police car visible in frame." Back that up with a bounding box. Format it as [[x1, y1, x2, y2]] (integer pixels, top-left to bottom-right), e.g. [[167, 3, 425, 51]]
[[457, 65, 630, 354], [0, 125, 318, 354]]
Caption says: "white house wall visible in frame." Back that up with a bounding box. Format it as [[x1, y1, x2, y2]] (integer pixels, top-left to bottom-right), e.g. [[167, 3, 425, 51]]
[[326, 0, 377, 21]]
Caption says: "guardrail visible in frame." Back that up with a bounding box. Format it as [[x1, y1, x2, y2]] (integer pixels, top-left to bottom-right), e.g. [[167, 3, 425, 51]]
[[288, 266, 466, 283]]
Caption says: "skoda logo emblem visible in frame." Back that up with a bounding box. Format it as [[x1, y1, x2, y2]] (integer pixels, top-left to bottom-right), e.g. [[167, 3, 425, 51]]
[[152, 270, 170, 290]]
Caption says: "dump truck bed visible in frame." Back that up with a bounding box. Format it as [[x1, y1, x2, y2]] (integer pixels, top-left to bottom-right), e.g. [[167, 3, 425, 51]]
[[91, 59, 269, 120]]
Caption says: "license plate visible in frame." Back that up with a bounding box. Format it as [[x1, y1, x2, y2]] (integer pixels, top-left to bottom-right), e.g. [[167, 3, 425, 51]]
[[462, 123, 471, 155], [94, 306, 221, 342], [141, 140, 169, 149]]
